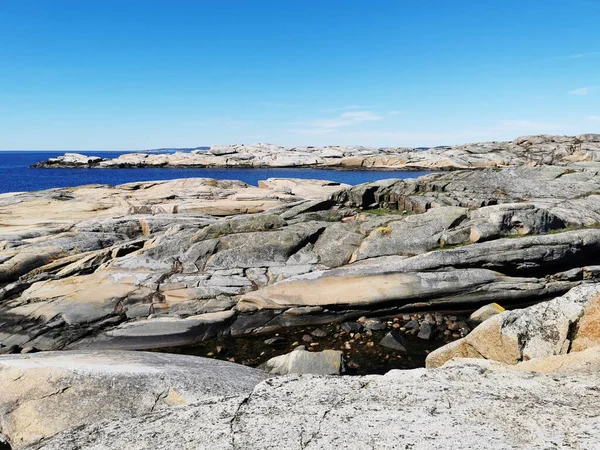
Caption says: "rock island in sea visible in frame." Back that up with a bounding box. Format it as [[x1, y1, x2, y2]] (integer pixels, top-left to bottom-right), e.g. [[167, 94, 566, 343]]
[[1, 133, 600, 448]]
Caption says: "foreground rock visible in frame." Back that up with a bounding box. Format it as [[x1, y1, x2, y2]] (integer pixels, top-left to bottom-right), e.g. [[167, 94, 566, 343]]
[[33, 133, 600, 170], [27, 365, 600, 449], [426, 284, 600, 368], [0, 350, 269, 448]]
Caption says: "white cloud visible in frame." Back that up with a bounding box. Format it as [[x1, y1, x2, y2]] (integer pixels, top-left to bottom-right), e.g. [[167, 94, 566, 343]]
[[311, 110, 384, 129], [587, 115, 600, 121], [569, 87, 594, 96]]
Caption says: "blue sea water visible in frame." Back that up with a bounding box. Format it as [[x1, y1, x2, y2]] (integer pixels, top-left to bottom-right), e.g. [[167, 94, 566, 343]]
[[0, 151, 431, 194]]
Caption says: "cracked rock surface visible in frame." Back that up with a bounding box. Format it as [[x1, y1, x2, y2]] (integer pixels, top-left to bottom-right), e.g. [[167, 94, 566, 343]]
[[26, 365, 600, 450], [0, 350, 270, 449], [3, 166, 600, 353]]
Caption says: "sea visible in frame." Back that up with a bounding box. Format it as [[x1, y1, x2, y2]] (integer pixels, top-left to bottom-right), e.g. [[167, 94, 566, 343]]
[[0, 151, 431, 194]]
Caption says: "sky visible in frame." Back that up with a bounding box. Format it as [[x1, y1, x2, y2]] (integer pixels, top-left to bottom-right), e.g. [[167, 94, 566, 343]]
[[0, 0, 599, 150]]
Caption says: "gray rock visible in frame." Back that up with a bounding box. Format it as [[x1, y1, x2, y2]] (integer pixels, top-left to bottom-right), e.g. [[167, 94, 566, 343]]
[[380, 330, 407, 351], [417, 322, 435, 340], [258, 347, 343, 375], [362, 318, 386, 331], [0, 350, 269, 448], [341, 322, 362, 333], [31, 365, 600, 449]]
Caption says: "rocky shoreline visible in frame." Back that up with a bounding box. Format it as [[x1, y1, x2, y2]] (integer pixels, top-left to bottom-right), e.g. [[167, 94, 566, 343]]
[[2, 134, 600, 448], [31, 133, 600, 170]]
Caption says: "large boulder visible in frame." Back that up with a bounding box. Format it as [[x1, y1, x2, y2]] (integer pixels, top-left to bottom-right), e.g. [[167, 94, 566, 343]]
[[0, 350, 269, 448], [426, 284, 600, 368]]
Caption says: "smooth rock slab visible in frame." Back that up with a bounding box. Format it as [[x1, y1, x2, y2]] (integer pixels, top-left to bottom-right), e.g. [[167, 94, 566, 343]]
[[259, 347, 343, 375], [29, 366, 600, 449], [0, 350, 270, 449]]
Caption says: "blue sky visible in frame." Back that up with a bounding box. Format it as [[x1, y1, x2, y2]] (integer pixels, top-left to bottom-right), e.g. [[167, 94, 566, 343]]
[[0, 0, 599, 150]]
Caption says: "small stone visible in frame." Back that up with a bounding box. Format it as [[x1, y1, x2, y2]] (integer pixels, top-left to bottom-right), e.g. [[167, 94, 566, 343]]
[[402, 314, 411, 321], [310, 342, 319, 347], [346, 360, 359, 370], [264, 337, 288, 347], [380, 330, 408, 351], [354, 333, 362, 339], [366, 341, 374, 347], [302, 334, 313, 343], [341, 322, 362, 333], [311, 328, 327, 338], [417, 322, 435, 340], [20, 346, 37, 354], [392, 323, 401, 329], [470, 303, 505, 322], [446, 321, 459, 331], [405, 320, 420, 330], [207, 352, 214, 357]]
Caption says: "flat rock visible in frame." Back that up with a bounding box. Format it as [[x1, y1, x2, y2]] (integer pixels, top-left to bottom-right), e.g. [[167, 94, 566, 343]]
[[0, 350, 269, 448], [29, 365, 600, 449]]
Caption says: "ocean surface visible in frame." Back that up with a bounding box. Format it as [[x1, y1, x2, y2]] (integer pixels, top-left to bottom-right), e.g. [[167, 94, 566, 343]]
[[0, 151, 431, 194]]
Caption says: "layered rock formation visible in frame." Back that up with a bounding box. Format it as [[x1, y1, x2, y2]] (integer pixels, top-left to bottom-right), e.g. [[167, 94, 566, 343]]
[[32, 134, 600, 170], [3, 166, 600, 354], [5, 138, 600, 448]]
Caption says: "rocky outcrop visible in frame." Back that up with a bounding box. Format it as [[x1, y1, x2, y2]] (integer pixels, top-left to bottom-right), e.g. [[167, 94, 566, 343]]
[[32, 134, 600, 170], [426, 284, 600, 368], [24, 365, 600, 449], [3, 167, 600, 354], [0, 350, 269, 448]]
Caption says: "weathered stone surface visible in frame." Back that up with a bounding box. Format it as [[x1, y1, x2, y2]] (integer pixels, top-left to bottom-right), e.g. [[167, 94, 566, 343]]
[[5, 162, 600, 352], [29, 366, 600, 450], [444, 346, 600, 375], [427, 284, 600, 368], [351, 206, 467, 260], [0, 350, 269, 448], [571, 292, 600, 351], [258, 347, 343, 375]]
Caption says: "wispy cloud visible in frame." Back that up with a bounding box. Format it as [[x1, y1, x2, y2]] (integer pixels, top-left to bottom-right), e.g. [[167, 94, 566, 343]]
[[568, 51, 600, 59], [569, 86, 595, 96], [587, 115, 600, 121], [312, 111, 384, 129]]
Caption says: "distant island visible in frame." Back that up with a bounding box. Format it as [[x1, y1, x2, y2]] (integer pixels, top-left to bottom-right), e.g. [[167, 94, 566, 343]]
[[31, 134, 600, 171]]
